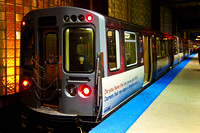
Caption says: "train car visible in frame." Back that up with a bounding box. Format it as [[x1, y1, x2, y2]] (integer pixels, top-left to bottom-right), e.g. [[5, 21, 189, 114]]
[[188, 40, 193, 54], [19, 7, 189, 131], [183, 39, 189, 58], [172, 36, 179, 66], [178, 38, 185, 63], [154, 32, 172, 78]]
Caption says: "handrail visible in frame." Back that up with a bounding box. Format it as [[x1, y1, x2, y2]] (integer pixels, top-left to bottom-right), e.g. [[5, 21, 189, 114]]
[[31, 57, 60, 101], [33, 66, 58, 80]]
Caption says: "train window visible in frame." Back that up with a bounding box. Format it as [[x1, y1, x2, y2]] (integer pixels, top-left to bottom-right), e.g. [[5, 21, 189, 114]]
[[38, 16, 57, 26], [107, 29, 120, 71], [125, 31, 137, 66], [180, 41, 183, 52], [184, 41, 188, 54], [161, 41, 166, 56], [173, 39, 178, 54], [156, 37, 161, 58], [185, 41, 188, 53], [164, 40, 169, 56], [45, 33, 58, 64], [21, 30, 34, 69], [65, 28, 94, 72]]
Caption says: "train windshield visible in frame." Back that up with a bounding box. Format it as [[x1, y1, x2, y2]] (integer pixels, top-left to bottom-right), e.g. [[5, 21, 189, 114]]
[[64, 28, 94, 72]]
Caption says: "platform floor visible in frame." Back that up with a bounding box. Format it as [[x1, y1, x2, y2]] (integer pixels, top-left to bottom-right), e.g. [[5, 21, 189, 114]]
[[127, 54, 200, 133], [90, 54, 200, 133]]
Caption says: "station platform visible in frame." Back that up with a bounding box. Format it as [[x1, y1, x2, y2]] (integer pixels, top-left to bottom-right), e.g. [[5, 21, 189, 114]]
[[90, 53, 200, 133]]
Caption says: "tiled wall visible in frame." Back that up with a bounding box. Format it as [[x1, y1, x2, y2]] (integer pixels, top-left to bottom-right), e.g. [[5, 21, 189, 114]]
[[0, 0, 72, 96], [108, 0, 151, 28], [108, 0, 128, 21], [160, 6, 172, 35], [129, 0, 151, 28]]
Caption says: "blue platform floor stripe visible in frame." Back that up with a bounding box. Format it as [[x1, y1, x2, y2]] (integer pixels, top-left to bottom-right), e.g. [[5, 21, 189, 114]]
[[89, 54, 196, 133]]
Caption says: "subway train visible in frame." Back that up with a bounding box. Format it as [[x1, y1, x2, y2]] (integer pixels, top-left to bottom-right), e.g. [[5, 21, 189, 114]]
[[20, 6, 190, 130]]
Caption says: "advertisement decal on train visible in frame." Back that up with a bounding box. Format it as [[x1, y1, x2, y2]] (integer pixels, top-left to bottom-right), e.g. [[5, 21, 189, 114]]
[[102, 66, 144, 116]]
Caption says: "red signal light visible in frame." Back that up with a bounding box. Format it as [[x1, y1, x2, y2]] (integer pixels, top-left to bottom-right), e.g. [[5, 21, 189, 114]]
[[79, 85, 91, 97], [22, 20, 26, 26], [83, 87, 90, 95], [86, 14, 93, 22], [23, 80, 29, 87], [22, 80, 30, 90]]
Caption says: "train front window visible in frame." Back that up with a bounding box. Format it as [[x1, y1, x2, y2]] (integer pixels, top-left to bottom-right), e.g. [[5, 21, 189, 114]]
[[21, 30, 34, 69], [65, 28, 94, 72], [45, 33, 58, 64]]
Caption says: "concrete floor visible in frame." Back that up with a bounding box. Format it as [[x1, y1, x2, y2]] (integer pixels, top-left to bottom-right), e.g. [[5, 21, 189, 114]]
[[127, 54, 200, 133]]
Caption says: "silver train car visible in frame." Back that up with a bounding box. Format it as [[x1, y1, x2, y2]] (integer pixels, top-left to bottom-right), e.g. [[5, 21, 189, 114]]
[[20, 7, 190, 130]]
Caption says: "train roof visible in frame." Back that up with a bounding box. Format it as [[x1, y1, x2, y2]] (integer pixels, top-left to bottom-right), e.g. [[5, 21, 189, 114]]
[[104, 16, 168, 37], [23, 6, 105, 23], [23, 6, 171, 37]]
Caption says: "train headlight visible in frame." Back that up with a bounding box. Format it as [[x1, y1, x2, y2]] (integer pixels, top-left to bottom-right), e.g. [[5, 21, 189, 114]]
[[78, 85, 91, 97], [67, 84, 77, 96]]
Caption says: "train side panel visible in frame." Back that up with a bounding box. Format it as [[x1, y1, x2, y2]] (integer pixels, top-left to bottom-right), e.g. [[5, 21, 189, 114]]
[[156, 57, 170, 77], [102, 18, 146, 117], [102, 66, 144, 116], [153, 34, 171, 79]]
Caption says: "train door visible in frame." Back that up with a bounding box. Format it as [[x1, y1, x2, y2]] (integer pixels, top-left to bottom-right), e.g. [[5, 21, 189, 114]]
[[61, 27, 96, 116], [38, 28, 59, 108], [143, 35, 152, 85]]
